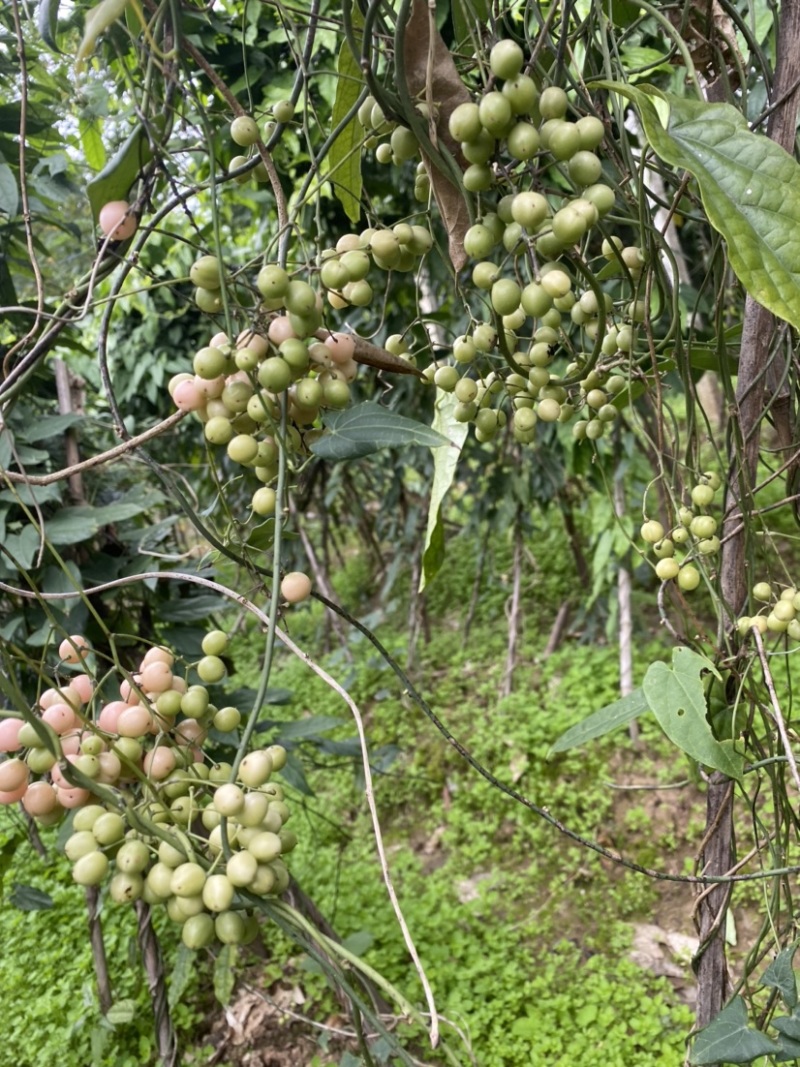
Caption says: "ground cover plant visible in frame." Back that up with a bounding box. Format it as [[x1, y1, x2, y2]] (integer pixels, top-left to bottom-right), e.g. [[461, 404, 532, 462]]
[[4, 0, 800, 1063]]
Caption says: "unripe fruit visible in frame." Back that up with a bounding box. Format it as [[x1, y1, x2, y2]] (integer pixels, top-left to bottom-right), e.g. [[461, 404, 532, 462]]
[[202, 873, 235, 913], [238, 750, 274, 789], [213, 783, 245, 817], [190, 256, 223, 290], [641, 520, 665, 544], [490, 38, 524, 80], [73, 851, 109, 886], [655, 558, 680, 581], [691, 484, 715, 507], [182, 913, 215, 949], [677, 565, 701, 592], [215, 911, 247, 945], [478, 92, 513, 138], [230, 115, 260, 146], [538, 86, 568, 120], [753, 582, 773, 602]]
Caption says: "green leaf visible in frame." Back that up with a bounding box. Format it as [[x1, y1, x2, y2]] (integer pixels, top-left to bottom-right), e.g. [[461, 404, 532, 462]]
[[9, 883, 54, 910], [0, 161, 18, 217], [420, 390, 468, 591], [776, 1033, 800, 1062], [159, 595, 221, 622], [0, 424, 13, 469], [341, 930, 374, 956], [3, 525, 42, 570], [773, 1014, 800, 1041], [311, 402, 450, 462], [105, 999, 137, 1026], [0, 483, 62, 506], [79, 117, 106, 172], [86, 116, 167, 226], [44, 507, 101, 546], [168, 944, 196, 1010], [689, 996, 780, 1064], [37, 0, 62, 52], [596, 83, 800, 331], [762, 944, 798, 1010], [272, 715, 346, 740], [21, 413, 84, 442], [548, 688, 650, 754], [213, 944, 237, 1006], [643, 647, 745, 783], [76, 0, 129, 73], [327, 4, 364, 224], [0, 833, 23, 895], [451, 0, 488, 46]]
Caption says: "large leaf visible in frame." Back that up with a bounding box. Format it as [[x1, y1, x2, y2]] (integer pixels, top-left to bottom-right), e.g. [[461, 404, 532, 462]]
[[310, 401, 449, 462], [269, 715, 346, 740], [9, 883, 54, 910], [76, 0, 129, 72], [548, 687, 650, 755], [168, 943, 196, 1010], [79, 117, 106, 171], [20, 413, 83, 442], [689, 996, 780, 1064], [0, 161, 18, 217], [37, 0, 62, 52], [642, 647, 745, 783], [43, 507, 101, 545], [213, 944, 237, 1006], [86, 116, 167, 226], [596, 83, 800, 330], [762, 944, 798, 1010], [420, 390, 468, 591], [327, 3, 364, 223]]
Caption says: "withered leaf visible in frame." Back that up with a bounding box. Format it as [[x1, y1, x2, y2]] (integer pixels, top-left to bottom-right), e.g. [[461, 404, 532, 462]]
[[399, 0, 471, 271]]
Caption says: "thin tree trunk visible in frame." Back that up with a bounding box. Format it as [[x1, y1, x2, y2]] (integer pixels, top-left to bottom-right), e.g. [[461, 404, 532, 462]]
[[700, 0, 800, 1036], [135, 900, 178, 1067], [86, 886, 112, 1014], [501, 517, 523, 698], [614, 476, 636, 743]]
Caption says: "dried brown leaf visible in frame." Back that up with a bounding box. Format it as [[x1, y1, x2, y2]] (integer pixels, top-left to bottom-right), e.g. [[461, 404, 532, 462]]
[[314, 330, 426, 379], [400, 0, 471, 270]]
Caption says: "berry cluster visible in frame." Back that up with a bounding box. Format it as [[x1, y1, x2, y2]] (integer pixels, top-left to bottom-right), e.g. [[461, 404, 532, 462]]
[[640, 472, 722, 592], [0, 632, 295, 949]]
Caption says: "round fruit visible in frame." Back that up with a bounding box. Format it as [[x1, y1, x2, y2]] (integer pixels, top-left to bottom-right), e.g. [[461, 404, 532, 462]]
[[640, 520, 665, 544], [182, 913, 215, 949], [197, 655, 226, 684], [753, 582, 773, 602], [190, 256, 223, 290], [202, 874, 235, 913], [273, 99, 295, 123], [539, 86, 568, 120], [490, 38, 524, 80], [677, 565, 701, 592], [655, 558, 680, 581], [691, 484, 716, 508], [238, 750, 274, 789], [230, 115, 260, 146], [281, 571, 312, 603], [99, 201, 137, 241], [73, 851, 109, 886], [59, 635, 90, 664]]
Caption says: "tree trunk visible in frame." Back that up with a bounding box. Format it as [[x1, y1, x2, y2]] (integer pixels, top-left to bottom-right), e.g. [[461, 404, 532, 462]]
[[699, 0, 800, 1036]]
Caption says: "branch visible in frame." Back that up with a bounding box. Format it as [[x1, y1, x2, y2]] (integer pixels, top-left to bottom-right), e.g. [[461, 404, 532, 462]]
[[1, 411, 186, 486]]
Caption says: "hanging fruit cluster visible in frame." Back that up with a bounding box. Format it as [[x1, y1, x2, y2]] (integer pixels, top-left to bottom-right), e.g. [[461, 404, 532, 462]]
[[0, 632, 295, 949]]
